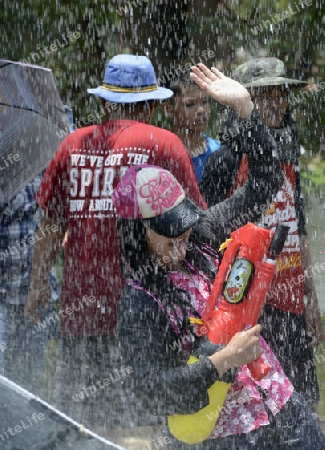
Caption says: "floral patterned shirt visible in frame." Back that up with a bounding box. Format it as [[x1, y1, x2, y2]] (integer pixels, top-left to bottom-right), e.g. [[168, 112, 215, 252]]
[[168, 270, 294, 438]]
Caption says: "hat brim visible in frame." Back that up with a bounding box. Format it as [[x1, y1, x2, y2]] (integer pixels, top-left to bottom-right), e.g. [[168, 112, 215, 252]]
[[142, 197, 204, 238], [87, 86, 174, 103], [245, 77, 308, 89]]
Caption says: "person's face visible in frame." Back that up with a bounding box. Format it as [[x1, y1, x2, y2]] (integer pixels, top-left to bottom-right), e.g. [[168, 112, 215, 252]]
[[250, 85, 289, 128], [168, 84, 210, 134], [146, 227, 192, 270]]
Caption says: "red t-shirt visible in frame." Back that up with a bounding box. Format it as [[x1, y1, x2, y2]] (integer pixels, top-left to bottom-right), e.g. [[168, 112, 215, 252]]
[[37, 120, 206, 336], [262, 163, 305, 314], [228, 159, 305, 314]]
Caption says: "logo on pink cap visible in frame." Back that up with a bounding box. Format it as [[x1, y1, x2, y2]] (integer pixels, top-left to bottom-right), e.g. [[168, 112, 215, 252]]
[[112, 165, 185, 219], [138, 170, 183, 217]]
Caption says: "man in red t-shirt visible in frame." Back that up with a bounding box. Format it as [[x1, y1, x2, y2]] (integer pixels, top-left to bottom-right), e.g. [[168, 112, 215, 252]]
[[26, 55, 206, 337]]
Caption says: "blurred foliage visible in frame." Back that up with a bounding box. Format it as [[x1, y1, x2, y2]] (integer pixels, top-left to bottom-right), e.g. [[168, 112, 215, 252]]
[[0, 0, 324, 164], [301, 155, 325, 198]]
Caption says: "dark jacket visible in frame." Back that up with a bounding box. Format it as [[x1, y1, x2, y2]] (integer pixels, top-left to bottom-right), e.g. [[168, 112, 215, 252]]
[[200, 108, 307, 236], [115, 108, 284, 428]]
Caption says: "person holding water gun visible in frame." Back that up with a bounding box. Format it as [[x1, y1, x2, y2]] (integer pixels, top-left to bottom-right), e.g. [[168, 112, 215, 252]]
[[112, 64, 325, 450]]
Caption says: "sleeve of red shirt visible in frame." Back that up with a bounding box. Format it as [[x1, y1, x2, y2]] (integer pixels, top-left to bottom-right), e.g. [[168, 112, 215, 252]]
[[35, 139, 70, 225]]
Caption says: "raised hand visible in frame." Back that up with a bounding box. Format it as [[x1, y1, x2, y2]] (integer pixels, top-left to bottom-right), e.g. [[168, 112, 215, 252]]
[[190, 63, 254, 119]]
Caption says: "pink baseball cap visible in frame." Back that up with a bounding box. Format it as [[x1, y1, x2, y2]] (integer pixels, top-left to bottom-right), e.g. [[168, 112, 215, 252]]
[[112, 165, 204, 238]]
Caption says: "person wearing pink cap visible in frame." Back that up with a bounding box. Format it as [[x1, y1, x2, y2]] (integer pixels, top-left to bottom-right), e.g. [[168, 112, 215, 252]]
[[113, 164, 325, 449], [24, 58, 282, 434]]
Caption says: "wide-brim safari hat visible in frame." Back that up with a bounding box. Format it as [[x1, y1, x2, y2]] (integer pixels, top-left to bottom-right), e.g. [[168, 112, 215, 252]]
[[87, 54, 173, 103], [233, 57, 308, 89]]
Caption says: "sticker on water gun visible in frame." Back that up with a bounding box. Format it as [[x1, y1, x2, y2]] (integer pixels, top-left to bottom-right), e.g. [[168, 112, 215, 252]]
[[223, 258, 254, 304]]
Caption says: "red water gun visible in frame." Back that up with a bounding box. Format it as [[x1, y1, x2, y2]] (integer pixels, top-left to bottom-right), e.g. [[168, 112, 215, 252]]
[[198, 222, 289, 381]]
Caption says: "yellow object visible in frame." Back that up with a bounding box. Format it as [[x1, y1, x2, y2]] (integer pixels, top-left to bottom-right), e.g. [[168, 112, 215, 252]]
[[188, 317, 204, 325], [167, 356, 231, 444], [101, 83, 157, 93], [219, 238, 233, 252]]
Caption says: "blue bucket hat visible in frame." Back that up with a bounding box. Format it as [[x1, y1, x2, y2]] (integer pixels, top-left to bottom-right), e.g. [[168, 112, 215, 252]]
[[87, 54, 173, 103]]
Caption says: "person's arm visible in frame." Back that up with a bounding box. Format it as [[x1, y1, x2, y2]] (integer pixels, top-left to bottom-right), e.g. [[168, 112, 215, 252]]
[[200, 143, 241, 206], [190, 62, 283, 246], [191, 63, 253, 207], [194, 109, 283, 247], [191, 64, 279, 210], [24, 217, 66, 322], [201, 102, 260, 207], [117, 285, 261, 416], [25, 142, 68, 322]]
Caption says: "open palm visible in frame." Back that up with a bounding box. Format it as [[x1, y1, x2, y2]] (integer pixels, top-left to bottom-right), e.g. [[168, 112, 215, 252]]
[[190, 63, 253, 118]]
